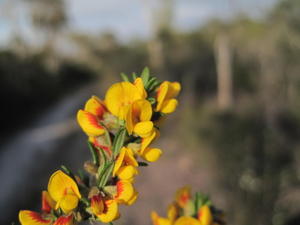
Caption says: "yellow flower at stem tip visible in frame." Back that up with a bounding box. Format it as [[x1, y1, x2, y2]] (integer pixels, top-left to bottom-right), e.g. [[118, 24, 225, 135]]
[[48, 170, 81, 214], [126, 99, 154, 137], [198, 205, 213, 225], [156, 81, 181, 114], [113, 147, 139, 180], [105, 79, 146, 120], [115, 180, 138, 205]]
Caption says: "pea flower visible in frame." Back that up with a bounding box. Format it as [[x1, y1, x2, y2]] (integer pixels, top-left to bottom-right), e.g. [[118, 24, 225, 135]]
[[77, 96, 107, 137], [90, 195, 119, 223], [126, 99, 154, 138], [114, 180, 138, 205], [113, 147, 139, 180], [105, 78, 146, 120], [156, 81, 181, 114], [48, 170, 81, 214]]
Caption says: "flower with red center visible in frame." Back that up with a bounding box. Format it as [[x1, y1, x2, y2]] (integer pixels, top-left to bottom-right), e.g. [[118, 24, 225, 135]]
[[77, 96, 107, 137]]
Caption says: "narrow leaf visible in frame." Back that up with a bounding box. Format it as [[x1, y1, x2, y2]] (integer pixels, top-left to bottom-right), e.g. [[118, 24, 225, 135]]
[[88, 141, 99, 166], [141, 67, 150, 85], [112, 128, 127, 157], [120, 73, 130, 82]]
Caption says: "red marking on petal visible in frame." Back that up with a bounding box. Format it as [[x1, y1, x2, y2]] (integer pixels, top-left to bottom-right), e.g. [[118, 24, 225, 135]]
[[86, 112, 103, 129], [115, 181, 124, 199], [29, 211, 51, 223], [53, 215, 73, 225]]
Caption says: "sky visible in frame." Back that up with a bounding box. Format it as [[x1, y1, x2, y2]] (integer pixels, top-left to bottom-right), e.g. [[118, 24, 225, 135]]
[[0, 0, 278, 44]]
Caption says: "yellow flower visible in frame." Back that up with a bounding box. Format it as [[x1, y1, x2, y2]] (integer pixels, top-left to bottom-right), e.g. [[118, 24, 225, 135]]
[[42, 191, 56, 213], [113, 147, 139, 180], [114, 180, 138, 205], [77, 96, 107, 137], [90, 194, 105, 216], [126, 99, 154, 137], [19, 210, 52, 225], [174, 216, 201, 225], [151, 211, 173, 225], [156, 81, 181, 114], [48, 170, 81, 214], [95, 199, 119, 223], [198, 205, 213, 225], [105, 79, 146, 120], [175, 187, 191, 208], [139, 129, 162, 162]]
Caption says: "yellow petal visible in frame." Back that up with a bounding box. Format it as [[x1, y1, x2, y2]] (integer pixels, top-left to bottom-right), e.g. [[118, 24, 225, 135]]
[[53, 215, 73, 225], [91, 194, 104, 215], [113, 147, 126, 176], [167, 82, 181, 99], [127, 191, 138, 205], [97, 199, 119, 223], [156, 81, 169, 112], [84, 96, 106, 118], [115, 180, 135, 204], [134, 121, 154, 138], [42, 191, 56, 213], [134, 99, 152, 121], [160, 99, 178, 114], [105, 81, 144, 119], [117, 165, 138, 180], [175, 186, 191, 208], [198, 205, 213, 225], [134, 77, 147, 98], [59, 194, 79, 214], [19, 210, 52, 225], [124, 147, 139, 167], [174, 216, 201, 225], [141, 148, 162, 162], [141, 129, 157, 153], [151, 211, 172, 225], [77, 110, 105, 136], [48, 170, 81, 203]]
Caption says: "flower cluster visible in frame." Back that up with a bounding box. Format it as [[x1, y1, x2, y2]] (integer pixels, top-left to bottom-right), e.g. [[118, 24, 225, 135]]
[[151, 187, 225, 225], [18, 68, 181, 225]]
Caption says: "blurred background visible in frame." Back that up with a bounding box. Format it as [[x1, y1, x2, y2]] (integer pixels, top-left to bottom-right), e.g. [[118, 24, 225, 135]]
[[1, 0, 300, 225]]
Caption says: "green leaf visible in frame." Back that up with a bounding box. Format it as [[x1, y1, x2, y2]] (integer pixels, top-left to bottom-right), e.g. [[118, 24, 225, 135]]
[[112, 128, 127, 157], [145, 76, 156, 90], [141, 67, 150, 85], [138, 161, 149, 167], [120, 73, 130, 82], [98, 162, 114, 188], [88, 141, 99, 166], [132, 72, 137, 80], [148, 80, 162, 92]]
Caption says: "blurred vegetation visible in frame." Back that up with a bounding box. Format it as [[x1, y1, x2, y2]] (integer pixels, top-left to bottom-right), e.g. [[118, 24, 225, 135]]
[[1, 0, 300, 225]]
